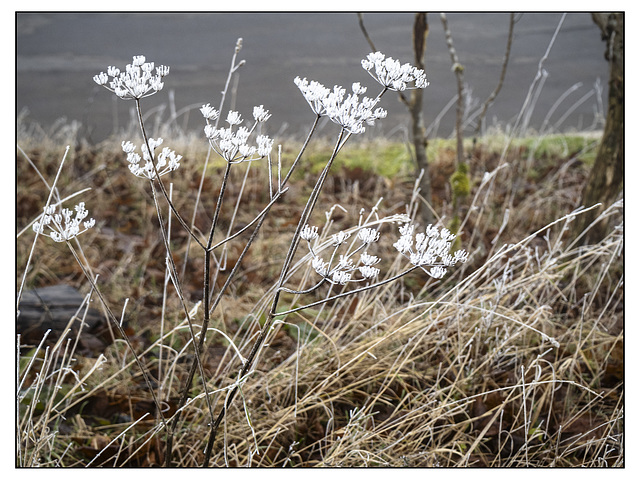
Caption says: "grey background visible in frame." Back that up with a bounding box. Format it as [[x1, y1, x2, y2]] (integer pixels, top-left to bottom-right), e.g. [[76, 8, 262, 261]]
[[16, 12, 609, 142]]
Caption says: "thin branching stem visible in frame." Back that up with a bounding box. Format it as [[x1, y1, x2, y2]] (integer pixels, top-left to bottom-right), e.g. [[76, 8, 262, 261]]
[[131, 97, 218, 465], [180, 38, 245, 279], [274, 266, 421, 316], [64, 242, 167, 428], [201, 127, 347, 463], [134, 98, 207, 250], [272, 128, 348, 309], [147, 179, 216, 465], [200, 117, 322, 465], [17, 146, 69, 310], [166, 161, 232, 462]]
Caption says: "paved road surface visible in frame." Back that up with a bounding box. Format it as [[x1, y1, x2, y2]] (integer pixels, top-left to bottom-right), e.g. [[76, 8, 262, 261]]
[[17, 12, 609, 142]]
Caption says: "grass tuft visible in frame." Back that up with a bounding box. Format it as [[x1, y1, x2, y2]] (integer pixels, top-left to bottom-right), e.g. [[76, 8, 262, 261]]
[[17, 120, 621, 467]]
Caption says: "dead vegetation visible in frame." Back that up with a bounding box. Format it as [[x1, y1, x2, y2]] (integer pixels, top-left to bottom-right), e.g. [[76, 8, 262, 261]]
[[17, 126, 622, 467]]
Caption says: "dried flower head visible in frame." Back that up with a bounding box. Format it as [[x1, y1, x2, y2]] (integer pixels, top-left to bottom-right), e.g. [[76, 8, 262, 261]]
[[301, 224, 319, 241], [33, 202, 95, 242], [122, 138, 182, 179], [294, 77, 387, 134], [203, 106, 274, 163], [311, 256, 329, 276], [360, 252, 380, 266], [358, 265, 380, 279], [93, 55, 170, 100], [200, 103, 220, 121], [393, 223, 468, 278], [357, 227, 380, 244], [293, 77, 331, 116], [253, 105, 272, 123], [361, 51, 429, 91], [226, 110, 243, 126], [303, 224, 385, 285], [331, 270, 352, 285], [331, 230, 351, 246]]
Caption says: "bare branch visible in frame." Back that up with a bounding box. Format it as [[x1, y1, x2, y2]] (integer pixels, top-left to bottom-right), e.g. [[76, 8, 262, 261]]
[[474, 13, 516, 138]]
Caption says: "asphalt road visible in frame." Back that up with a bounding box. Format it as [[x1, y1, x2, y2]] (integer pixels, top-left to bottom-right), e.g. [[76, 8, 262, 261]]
[[17, 12, 609, 143]]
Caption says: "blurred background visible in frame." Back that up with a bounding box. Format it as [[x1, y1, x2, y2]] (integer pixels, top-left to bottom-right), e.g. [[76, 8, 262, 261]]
[[17, 12, 608, 142]]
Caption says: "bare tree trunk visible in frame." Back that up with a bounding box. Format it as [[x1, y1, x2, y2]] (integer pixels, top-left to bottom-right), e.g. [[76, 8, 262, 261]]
[[440, 13, 465, 168], [357, 13, 433, 224], [577, 13, 623, 244], [439, 13, 470, 239]]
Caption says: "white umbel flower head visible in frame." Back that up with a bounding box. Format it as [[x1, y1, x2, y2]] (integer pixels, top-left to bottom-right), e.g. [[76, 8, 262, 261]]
[[33, 202, 96, 242], [331, 270, 352, 285], [351, 82, 367, 95], [312, 256, 329, 276], [357, 227, 380, 244], [93, 55, 170, 100], [202, 104, 273, 163], [253, 105, 272, 123], [294, 77, 387, 134], [226, 111, 243, 126], [360, 252, 380, 266], [332, 231, 351, 246], [358, 265, 380, 279], [337, 255, 354, 270], [300, 224, 319, 241], [393, 223, 468, 278], [200, 103, 220, 121], [294, 77, 331, 116], [121, 138, 182, 179], [205, 124, 274, 163], [362, 51, 429, 91], [256, 135, 274, 158]]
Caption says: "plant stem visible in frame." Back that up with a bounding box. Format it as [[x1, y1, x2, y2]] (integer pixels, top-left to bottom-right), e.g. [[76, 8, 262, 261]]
[[134, 98, 207, 250], [17, 146, 69, 310], [275, 265, 421, 316], [202, 127, 347, 465], [65, 242, 167, 428], [147, 179, 215, 466]]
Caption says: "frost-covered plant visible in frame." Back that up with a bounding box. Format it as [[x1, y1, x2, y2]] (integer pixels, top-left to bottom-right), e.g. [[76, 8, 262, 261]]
[[361, 51, 429, 91], [32, 202, 95, 242], [203, 107, 275, 163], [25, 47, 459, 467], [393, 223, 469, 278], [297, 221, 468, 291], [93, 54, 169, 100], [303, 225, 384, 285], [121, 138, 182, 179], [294, 78, 387, 134]]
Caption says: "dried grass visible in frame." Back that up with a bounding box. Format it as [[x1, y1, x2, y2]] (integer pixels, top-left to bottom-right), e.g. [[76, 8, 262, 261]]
[[17, 119, 622, 467]]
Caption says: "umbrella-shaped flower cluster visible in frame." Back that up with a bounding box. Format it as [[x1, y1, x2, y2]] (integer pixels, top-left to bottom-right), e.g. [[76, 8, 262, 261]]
[[33, 202, 96, 243], [294, 78, 387, 135], [93, 55, 170, 100], [361, 51, 429, 91], [202, 106, 275, 163], [301, 225, 383, 285], [121, 138, 182, 179], [393, 223, 469, 279]]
